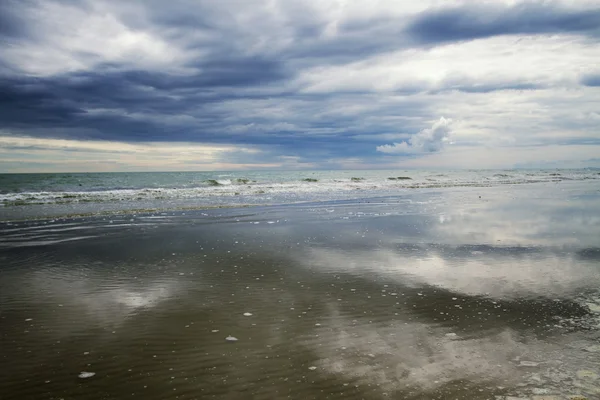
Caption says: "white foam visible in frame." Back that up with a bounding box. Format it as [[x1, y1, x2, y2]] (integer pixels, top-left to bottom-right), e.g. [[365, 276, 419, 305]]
[[1, 236, 98, 248], [2, 170, 597, 207]]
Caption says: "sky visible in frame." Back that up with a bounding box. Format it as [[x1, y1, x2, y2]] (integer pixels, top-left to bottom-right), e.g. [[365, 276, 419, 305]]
[[1, 0, 599, 172]]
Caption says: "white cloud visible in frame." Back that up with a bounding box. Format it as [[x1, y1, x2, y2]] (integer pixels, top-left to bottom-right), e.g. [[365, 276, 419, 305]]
[[377, 117, 452, 154], [298, 35, 600, 93], [2, 1, 193, 76]]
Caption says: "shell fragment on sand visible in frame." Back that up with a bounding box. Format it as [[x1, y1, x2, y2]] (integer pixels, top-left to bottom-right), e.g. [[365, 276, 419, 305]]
[[78, 372, 95, 379], [518, 361, 540, 367]]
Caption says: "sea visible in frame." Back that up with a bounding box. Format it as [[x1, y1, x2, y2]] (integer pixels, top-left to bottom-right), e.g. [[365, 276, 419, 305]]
[[1, 170, 600, 399], [1, 168, 598, 220]]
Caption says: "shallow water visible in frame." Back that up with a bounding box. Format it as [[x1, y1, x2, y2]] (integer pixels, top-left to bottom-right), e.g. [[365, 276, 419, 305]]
[[1, 169, 598, 221], [1, 182, 599, 399]]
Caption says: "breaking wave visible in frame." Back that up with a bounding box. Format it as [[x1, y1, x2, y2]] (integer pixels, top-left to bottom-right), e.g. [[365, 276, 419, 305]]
[[1, 170, 598, 208]]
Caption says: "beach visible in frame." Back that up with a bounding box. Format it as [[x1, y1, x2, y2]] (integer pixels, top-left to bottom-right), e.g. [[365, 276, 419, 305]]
[[1, 179, 599, 399], [3, 0, 599, 397]]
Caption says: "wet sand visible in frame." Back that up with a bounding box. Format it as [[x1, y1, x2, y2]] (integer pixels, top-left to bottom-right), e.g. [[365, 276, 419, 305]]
[[1, 182, 599, 399]]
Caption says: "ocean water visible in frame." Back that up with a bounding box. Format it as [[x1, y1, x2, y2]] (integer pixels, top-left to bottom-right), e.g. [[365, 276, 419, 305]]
[[1, 181, 599, 399], [1, 169, 598, 220]]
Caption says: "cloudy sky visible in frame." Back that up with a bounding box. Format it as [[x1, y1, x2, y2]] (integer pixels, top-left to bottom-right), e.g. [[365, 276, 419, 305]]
[[1, 0, 599, 172]]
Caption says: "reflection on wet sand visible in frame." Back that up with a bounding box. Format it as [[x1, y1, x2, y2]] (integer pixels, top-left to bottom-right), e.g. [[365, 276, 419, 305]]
[[300, 246, 599, 299], [0, 183, 599, 399]]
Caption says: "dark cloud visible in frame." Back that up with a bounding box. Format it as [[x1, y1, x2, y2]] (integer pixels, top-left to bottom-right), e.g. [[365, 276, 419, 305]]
[[407, 3, 600, 44], [0, 78, 85, 125], [581, 74, 600, 87], [0, 0, 598, 167], [126, 56, 289, 89], [0, 1, 29, 39], [0, 71, 413, 161], [0, 52, 290, 121]]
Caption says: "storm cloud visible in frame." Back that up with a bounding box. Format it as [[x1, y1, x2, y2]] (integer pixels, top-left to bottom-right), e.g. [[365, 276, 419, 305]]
[[0, 0, 599, 171], [407, 2, 600, 44]]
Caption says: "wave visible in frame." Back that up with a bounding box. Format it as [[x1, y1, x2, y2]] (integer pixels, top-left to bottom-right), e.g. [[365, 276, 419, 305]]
[[206, 179, 231, 186], [205, 178, 256, 186], [1, 171, 598, 208]]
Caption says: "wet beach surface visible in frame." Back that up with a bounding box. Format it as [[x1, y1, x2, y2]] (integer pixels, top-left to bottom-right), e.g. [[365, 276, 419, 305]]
[[1, 182, 599, 399]]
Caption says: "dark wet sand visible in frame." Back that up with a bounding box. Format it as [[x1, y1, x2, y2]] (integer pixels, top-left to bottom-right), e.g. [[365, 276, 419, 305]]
[[1, 183, 599, 399]]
